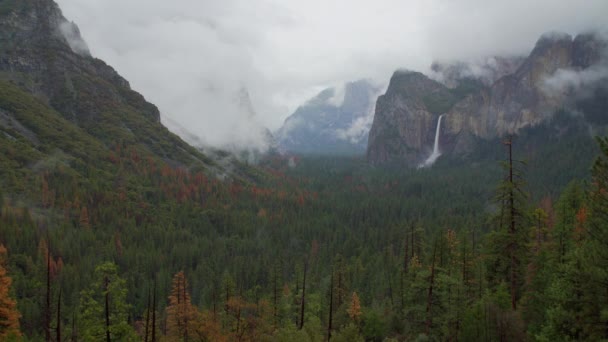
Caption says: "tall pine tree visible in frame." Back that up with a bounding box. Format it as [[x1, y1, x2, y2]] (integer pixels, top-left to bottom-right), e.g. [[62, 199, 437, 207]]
[[0, 244, 21, 339], [79, 262, 134, 341], [166, 271, 198, 341]]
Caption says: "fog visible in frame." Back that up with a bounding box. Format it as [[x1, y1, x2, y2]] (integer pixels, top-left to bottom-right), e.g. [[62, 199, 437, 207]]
[[55, 0, 608, 150]]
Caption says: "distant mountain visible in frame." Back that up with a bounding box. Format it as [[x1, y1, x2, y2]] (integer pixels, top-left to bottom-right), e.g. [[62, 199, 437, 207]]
[[368, 32, 608, 166], [276, 79, 383, 155]]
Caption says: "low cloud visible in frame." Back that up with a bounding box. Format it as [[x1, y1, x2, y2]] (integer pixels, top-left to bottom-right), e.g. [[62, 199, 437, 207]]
[[335, 84, 386, 144], [335, 114, 374, 144], [543, 64, 608, 96], [55, 0, 608, 150], [429, 56, 525, 87], [59, 21, 91, 57]]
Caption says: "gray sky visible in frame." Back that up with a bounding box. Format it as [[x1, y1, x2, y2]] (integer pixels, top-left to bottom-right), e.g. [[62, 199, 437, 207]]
[[56, 0, 608, 149]]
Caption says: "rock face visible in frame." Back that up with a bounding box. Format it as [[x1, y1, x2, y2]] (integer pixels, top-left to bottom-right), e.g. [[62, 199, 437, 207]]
[[367, 32, 608, 166], [0, 0, 228, 173], [367, 72, 456, 164], [277, 79, 383, 155], [0, 0, 160, 131]]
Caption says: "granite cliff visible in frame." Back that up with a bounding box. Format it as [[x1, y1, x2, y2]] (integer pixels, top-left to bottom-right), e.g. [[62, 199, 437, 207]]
[[367, 32, 608, 166]]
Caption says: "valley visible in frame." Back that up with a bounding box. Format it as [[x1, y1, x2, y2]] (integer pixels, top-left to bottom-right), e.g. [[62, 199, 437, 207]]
[[0, 0, 607, 341]]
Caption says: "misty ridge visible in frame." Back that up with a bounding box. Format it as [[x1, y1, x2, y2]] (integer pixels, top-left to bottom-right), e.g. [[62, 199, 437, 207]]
[[53, 0, 608, 158]]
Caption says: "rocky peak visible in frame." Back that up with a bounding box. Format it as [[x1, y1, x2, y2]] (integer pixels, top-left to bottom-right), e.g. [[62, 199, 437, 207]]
[[385, 71, 442, 98], [0, 0, 88, 55], [367, 31, 608, 166], [514, 32, 573, 82]]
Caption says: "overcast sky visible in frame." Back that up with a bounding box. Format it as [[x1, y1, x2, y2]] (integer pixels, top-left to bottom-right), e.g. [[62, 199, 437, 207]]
[[55, 0, 608, 149]]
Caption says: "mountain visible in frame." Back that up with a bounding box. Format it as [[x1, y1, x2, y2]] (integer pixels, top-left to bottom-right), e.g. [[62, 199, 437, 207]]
[[277, 79, 383, 155], [0, 0, 270, 180], [368, 32, 608, 166]]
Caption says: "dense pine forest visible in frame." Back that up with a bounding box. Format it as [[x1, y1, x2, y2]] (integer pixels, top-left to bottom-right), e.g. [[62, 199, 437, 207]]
[[1, 75, 608, 341], [1, 1, 608, 340]]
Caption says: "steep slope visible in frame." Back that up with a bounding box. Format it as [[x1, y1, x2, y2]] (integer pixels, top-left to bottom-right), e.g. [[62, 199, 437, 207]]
[[0, 0, 218, 170], [277, 79, 382, 155], [368, 32, 608, 166]]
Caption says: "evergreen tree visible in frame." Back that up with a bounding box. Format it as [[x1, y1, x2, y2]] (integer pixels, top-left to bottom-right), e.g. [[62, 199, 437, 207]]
[[578, 136, 608, 339], [486, 137, 529, 309], [79, 262, 134, 341]]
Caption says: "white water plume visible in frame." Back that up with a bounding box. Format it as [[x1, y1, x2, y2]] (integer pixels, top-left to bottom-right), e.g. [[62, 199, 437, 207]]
[[418, 114, 444, 168]]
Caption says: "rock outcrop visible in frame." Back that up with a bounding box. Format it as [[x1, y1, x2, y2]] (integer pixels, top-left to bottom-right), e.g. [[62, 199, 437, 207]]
[[367, 32, 608, 166]]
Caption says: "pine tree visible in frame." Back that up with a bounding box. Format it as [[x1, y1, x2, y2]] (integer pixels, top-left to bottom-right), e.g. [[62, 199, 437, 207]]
[[0, 244, 21, 339], [579, 136, 608, 339], [486, 137, 529, 310], [347, 292, 361, 323], [166, 271, 198, 341], [79, 262, 134, 341]]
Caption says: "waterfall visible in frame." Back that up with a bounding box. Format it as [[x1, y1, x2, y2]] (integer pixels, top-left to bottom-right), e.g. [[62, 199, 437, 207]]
[[418, 114, 444, 168]]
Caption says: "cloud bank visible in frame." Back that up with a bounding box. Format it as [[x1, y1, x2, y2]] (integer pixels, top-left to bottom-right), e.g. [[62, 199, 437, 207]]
[[55, 0, 608, 150]]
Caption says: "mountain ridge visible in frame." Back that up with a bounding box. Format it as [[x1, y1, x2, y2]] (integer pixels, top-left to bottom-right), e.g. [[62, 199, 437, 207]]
[[367, 31, 608, 166]]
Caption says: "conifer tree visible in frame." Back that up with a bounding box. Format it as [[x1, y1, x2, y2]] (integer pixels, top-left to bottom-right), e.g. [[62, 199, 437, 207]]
[[347, 292, 361, 323], [79, 262, 134, 341], [166, 271, 198, 341], [0, 244, 21, 339], [486, 137, 529, 310]]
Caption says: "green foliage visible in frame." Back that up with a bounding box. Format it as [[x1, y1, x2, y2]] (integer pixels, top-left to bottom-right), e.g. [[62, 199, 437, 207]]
[[0, 73, 607, 340], [331, 323, 363, 342], [79, 262, 135, 341], [361, 309, 387, 342]]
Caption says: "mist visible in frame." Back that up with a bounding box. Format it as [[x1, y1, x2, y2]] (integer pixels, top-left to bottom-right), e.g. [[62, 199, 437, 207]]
[[55, 0, 608, 151]]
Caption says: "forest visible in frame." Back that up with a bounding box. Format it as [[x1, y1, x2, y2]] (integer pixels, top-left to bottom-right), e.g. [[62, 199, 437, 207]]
[[1, 82, 608, 341]]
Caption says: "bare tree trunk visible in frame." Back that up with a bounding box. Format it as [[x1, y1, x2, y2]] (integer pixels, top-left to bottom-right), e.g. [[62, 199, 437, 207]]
[[273, 264, 278, 329], [46, 245, 51, 342], [425, 240, 438, 335], [56, 289, 61, 342], [144, 288, 151, 342], [71, 312, 77, 342], [152, 280, 157, 342], [327, 273, 333, 342], [507, 137, 517, 310], [299, 260, 308, 330], [404, 236, 409, 273], [104, 276, 111, 342], [183, 277, 189, 342]]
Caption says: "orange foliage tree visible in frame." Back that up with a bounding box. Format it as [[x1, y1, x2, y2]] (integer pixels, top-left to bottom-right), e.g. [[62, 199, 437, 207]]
[[347, 291, 362, 323], [0, 244, 21, 339], [166, 271, 198, 341]]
